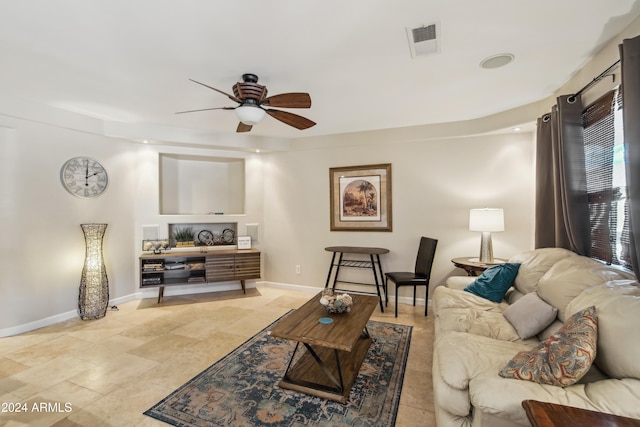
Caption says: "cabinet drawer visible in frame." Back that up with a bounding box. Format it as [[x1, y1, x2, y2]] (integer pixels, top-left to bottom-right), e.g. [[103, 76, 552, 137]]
[[235, 253, 261, 279], [206, 255, 235, 282]]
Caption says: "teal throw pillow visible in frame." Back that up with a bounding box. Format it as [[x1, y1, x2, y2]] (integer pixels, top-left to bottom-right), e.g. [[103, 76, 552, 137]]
[[464, 263, 520, 303]]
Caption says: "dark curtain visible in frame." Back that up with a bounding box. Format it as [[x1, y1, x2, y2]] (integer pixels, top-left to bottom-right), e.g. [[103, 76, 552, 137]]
[[620, 35, 640, 274], [535, 95, 591, 255]]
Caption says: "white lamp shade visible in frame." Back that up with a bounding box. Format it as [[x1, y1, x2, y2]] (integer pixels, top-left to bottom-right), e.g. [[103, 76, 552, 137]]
[[235, 105, 266, 125], [469, 208, 504, 232]]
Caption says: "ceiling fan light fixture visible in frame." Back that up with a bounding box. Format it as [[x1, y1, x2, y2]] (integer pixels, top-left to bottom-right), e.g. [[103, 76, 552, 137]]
[[235, 104, 266, 125]]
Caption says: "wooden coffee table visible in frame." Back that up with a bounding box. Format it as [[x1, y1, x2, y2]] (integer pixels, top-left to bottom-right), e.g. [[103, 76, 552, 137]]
[[270, 292, 379, 403], [522, 400, 640, 427]]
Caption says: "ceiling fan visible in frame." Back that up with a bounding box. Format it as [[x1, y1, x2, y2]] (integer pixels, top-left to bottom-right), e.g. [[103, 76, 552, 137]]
[[176, 73, 316, 133]]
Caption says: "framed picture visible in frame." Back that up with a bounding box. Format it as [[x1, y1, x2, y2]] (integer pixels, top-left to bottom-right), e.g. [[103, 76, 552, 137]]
[[237, 236, 251, 250], [329, 163, 392, 231]]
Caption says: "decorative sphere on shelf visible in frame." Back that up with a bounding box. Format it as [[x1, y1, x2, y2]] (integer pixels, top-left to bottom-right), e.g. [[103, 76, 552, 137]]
[[320, 289, 354, 314]]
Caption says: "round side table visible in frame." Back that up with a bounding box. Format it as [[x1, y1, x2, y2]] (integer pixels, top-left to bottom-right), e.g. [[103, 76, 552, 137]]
[[451, 257, 507, 276]]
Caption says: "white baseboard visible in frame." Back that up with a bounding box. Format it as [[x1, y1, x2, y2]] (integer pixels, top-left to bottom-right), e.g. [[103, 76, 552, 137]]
[[0, 310, 80, 338], [261, 281, 320, 294]]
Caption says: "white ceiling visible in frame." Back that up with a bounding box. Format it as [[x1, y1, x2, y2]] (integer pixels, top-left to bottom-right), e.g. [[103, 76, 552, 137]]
[[1, 0, 640, 142]]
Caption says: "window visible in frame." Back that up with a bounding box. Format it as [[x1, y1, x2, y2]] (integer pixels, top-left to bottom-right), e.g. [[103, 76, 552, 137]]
[[583, 88, 632, 270]]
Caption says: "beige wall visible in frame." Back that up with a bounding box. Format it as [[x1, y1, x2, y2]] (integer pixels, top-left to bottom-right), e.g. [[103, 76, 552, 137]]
[[261, 131, 534, 301], [0, 116, 138, 333]]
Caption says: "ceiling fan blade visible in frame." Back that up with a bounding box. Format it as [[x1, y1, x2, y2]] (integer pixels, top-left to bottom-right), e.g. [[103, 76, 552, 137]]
[[265, 109, 316, 130], [189, 79, 242, 103], [237, 122, 253, 133], [175, 106, 235, 114], [261, 93, 311, 108]]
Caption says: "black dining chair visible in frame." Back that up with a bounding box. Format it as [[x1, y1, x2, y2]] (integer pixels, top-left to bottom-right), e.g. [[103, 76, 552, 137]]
[[385, 237, 438, 317]]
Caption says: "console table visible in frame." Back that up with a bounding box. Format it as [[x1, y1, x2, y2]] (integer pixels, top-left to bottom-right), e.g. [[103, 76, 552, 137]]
[[324, 246, 389, 312], [522, 399, 640, 427], [139, 249, 260, 302]]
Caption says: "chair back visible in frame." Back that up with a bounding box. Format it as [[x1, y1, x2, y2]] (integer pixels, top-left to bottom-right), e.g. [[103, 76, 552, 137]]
[[414, 237, 438, 278]]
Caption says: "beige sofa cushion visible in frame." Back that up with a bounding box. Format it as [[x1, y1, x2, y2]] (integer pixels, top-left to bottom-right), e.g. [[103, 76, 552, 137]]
[[566, 280, 640, 379], [537, 256, 633, 322], [445, 275, 475, 290], [435, 331, 531, 390], [438, 307, 525, 342], [508, 248, 576, 294], [433, 286, 538, 343], [433, 285, 505, 313]]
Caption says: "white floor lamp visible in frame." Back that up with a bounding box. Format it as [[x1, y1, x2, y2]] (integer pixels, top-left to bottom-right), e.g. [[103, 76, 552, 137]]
[[469, 208, 504, 263]]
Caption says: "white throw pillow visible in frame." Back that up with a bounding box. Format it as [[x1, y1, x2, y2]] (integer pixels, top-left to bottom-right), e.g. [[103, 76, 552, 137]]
[[502, 292, 558, 339]]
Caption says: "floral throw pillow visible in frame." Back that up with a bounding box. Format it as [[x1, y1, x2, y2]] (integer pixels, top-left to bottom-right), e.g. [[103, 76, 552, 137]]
[[499, 306, 597, 387]]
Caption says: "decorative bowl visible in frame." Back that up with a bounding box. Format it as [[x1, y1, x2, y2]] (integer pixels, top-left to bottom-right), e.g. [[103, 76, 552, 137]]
[[320, 289, 353, 314]]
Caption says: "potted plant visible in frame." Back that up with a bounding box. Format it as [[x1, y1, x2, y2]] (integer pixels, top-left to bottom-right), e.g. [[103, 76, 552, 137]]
[[173, 227, 195, 247]]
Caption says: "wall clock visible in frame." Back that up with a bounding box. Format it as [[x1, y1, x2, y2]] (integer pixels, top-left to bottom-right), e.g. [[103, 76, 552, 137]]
[[60, 157, 109, 198]]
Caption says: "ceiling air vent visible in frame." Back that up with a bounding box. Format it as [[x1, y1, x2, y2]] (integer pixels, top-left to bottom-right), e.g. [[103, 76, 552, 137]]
[[407, 23, 439, 58]]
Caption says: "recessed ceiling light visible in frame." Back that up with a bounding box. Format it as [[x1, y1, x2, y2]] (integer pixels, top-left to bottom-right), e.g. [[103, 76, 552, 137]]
[[480, 53, 515, 69]]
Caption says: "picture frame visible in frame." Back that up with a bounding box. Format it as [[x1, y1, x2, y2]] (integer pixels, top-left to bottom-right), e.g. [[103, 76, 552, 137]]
[[329, 163, 392, 231], [237, 236, 252, 250]]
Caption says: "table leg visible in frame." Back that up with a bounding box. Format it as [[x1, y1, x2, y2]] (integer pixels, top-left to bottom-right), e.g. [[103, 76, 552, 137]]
[[331, 252, 344, 290], [370, 254, 385, 312], [282, 342, 344, 394], [324, 252, 338, 288], [377, 254, 388, 307]]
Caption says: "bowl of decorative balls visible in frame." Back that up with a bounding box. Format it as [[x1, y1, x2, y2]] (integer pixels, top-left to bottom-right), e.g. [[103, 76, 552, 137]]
[[320, 289, 354, 314]]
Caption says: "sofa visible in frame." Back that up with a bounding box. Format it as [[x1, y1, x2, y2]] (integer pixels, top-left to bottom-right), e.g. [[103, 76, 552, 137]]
[[432, 247, 640, 427]]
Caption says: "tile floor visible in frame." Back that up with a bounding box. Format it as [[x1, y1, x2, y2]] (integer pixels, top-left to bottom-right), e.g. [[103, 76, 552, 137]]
[[0, 286, 435, 426]]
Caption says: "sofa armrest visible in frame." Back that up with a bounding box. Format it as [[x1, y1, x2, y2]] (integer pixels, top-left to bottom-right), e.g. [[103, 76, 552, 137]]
[[446, 276, 475, 290]]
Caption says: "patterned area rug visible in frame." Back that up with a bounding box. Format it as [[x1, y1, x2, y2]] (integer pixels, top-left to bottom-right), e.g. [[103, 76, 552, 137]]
[[144, 314, 412, 426]]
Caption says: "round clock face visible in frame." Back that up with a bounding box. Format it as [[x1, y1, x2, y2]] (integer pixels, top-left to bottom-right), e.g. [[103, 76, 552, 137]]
[[60, 157, 109, 198]]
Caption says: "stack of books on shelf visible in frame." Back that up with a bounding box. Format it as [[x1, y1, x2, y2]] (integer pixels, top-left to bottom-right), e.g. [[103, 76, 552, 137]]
[[188, 276, 206, 283], [143, 263, 163, 272], [142, 276, 162, 285]]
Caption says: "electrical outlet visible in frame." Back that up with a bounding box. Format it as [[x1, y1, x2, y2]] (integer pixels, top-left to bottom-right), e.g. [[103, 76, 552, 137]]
[[295, 265, 301, 275]]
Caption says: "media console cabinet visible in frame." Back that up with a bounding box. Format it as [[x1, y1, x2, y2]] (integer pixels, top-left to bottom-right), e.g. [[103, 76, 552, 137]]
[[139, 249, 261, 302]]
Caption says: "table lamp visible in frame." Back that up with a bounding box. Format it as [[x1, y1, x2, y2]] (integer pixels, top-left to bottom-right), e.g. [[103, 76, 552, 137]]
[[469, 208, 504, 263]]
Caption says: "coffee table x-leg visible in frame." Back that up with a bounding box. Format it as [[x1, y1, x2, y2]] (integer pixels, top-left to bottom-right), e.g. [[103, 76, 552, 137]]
[[282, 326, 371, 395]]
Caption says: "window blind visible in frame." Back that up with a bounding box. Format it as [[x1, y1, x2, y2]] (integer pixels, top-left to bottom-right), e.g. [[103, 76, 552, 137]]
[[582, 88, 632, 270]]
